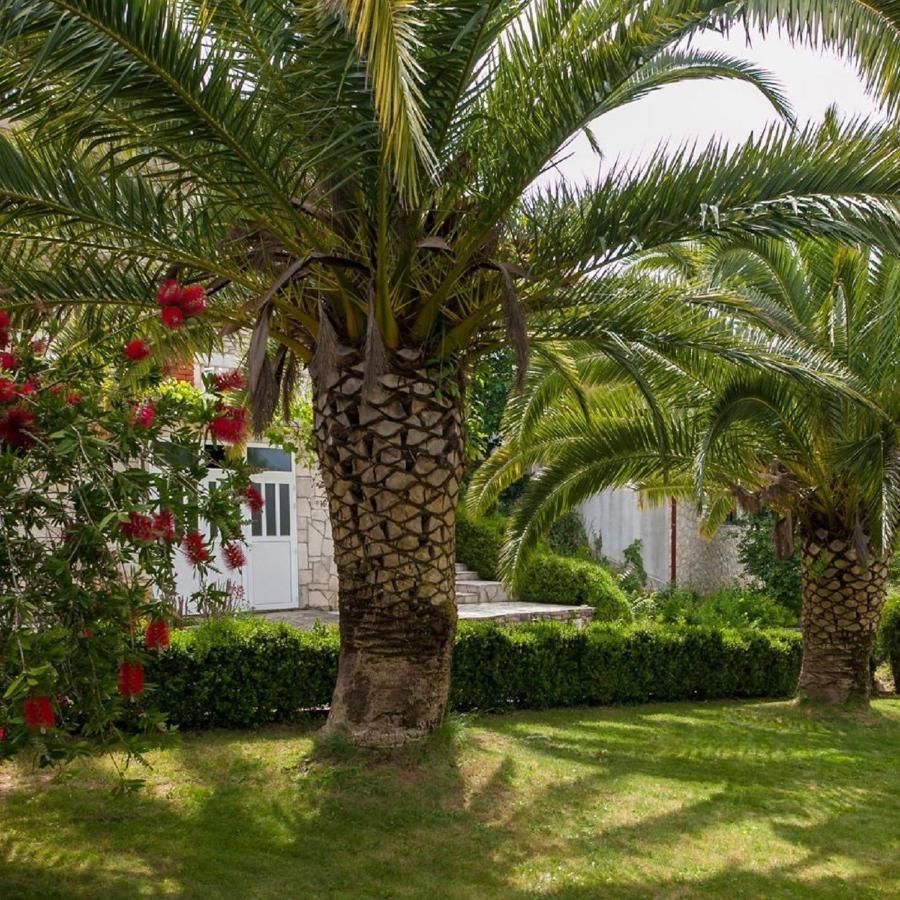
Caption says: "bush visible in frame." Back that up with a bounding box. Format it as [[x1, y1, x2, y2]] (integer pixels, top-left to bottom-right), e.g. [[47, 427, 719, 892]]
[[737, 512, 802, 616], [151, 618, 339, 729], [633, 586, 797, 629], [517, 554, 631, 621], [456, 509, 507, 580], [876, 593, 900, 691], [148, 617, 802, 728], [545, 510, 590, 557]]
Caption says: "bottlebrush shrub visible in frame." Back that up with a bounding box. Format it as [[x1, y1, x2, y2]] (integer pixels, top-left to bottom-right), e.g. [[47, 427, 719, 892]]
[[147, 618, 800, 729], [0, 314, 254, 771]]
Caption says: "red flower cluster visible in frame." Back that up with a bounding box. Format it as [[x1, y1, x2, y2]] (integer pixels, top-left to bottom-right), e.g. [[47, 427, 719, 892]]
[[0, 310, 9, 349], [183, 530, 210, 565], [121, 511, 155, 542], [212, 368, 245, 393], [222, 540, 246, 570], [0, 351, 16, 371], [132, 401, 156, 429], [121, 509, 178, 543], [0, 407, 36, 450], [156, 279, 206, 329], [0, 377, 16, 404], [65, 392, 82, 407], [243, 484, 265, 513], [124, 339, 151, 362], [118, 661, 145, 698], [209, 405, 247, 444], [23, 696, 55, 732], [145, 619, 171, 651], [153, 508, 177, 542]]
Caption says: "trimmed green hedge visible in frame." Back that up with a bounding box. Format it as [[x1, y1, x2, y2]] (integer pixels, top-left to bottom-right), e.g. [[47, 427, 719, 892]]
[[518, 553, 631, 622], [148, 618, 801, 729], [456, 509, 506, 580], [152, 618, 339, 729], [878, 592, 900, 691]]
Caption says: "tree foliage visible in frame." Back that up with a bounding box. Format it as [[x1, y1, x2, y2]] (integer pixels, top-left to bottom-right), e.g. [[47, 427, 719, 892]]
[[0, 311, 253, 774]]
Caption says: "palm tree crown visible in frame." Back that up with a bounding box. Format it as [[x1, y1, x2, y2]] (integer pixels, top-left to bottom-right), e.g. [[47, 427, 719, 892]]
[[0, 0, 899, 414], [469, 237, 900, 580]]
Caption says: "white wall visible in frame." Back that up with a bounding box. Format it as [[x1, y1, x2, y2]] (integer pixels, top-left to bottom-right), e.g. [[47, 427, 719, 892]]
[[578, 488, 745, 593], [579, 488, 671, 586]]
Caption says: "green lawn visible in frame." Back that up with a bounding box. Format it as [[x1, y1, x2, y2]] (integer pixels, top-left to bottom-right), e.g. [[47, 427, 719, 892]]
[[2, 700, 899, 898]]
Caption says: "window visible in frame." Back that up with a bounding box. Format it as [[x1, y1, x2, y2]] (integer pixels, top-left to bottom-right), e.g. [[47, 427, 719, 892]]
[[246, 446, 292, 472]]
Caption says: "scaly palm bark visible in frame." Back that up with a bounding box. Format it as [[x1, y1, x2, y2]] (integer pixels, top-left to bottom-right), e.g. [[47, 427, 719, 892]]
[[798, 528, 888, 703], [313, 350, 464, 743]]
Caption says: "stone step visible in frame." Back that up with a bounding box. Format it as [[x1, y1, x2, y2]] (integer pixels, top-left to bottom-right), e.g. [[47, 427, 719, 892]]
[[455, 578, 509, 604]]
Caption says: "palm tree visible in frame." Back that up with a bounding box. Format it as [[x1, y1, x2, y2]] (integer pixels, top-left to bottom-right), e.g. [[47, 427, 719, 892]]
[[1, 1, 900, 742], [471, 237, 900, 705]]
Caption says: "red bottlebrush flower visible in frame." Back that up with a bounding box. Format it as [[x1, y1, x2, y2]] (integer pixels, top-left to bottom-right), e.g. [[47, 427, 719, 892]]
[[145, 619, 171, 651], [0, 407, 36, 449], [17, 379, 38, 398], [118, 661, 145, 698], [243, 484, 264, 513], [0, 311, 9, 330], [132, 401, 156, 429], [29, 339, 47, 356], [222, 540, 246, 570], [23, 696, 55, 731], [212, 368, 245, 393], [0, 378, 15, 404], [183, 530, 210, 565], [180, 284, 207, 318], [209, 405, 247, 444], [121, 511, 155, 542], [124, 339, 151, 361], [0, 330, 8, 350], [0, 351, 16, 371], [152, 508, 177, 542], [161, 305, 184, 329], [65, 392, 82, 406], [156, 278, 182, 307], [0, 726, 5, 741]]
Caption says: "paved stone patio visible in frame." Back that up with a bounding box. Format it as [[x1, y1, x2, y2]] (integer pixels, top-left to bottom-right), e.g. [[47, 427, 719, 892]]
[[260, 602, 594, 630]]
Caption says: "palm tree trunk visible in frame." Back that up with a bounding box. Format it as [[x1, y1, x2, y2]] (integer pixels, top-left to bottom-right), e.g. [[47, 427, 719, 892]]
[[312, 352, 464, 746], [797, 528, 887, 705]]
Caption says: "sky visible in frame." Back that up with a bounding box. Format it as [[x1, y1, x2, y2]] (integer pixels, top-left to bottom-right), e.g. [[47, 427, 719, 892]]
[[545, 28, 883, 187]]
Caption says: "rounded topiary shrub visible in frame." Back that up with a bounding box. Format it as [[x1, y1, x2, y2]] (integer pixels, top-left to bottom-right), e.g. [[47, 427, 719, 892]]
[[518, 554, 631, 621], [456, 508, 507, 580]]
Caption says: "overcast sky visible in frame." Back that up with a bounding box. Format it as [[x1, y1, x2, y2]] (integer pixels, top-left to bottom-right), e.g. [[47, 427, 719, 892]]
[[544, 29, 883, 188]]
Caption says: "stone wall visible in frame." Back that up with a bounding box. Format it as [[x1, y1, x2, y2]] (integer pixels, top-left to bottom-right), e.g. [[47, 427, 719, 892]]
[[674, 502, 746, 595], [296, 466, 339, 609]]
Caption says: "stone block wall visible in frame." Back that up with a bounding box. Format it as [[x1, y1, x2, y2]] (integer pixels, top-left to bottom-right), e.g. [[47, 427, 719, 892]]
[[296, 466, 339, 609], [674, 502, 746, 595]]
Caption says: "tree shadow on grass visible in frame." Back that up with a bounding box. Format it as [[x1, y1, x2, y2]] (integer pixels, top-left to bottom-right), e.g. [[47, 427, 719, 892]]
[[1, 700, 899, 898]]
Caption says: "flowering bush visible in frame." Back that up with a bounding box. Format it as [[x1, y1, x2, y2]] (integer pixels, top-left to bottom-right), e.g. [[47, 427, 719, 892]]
[[0, 308, 255, 776]]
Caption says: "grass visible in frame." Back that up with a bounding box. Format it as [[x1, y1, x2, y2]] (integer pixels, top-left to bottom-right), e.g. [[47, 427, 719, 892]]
[[2, 700, 899, 898]]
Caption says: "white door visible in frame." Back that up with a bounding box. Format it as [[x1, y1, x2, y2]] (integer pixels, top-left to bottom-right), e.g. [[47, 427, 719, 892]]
[[244, 445, 299, 610], [172, 445, 299, 612]]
